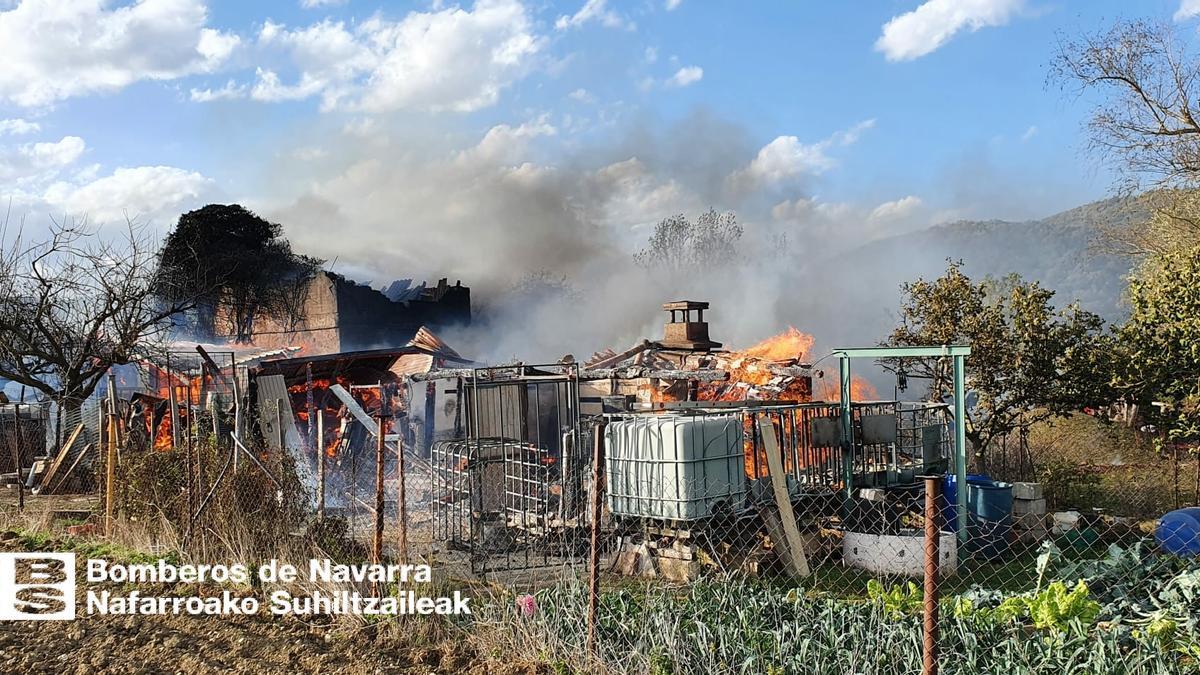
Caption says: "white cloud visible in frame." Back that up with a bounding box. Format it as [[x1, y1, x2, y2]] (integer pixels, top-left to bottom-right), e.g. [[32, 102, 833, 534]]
[[0, 0, 239, 106], [0, 118, 39, 135], [568, 88, 595, 103], [291, 146, 328, 161], [457, 116, 557, 165], [301, 0, 348, 8], [251, 69, 326, 102], [1020, 125, 1038, 142], [1176, 0, 1200, 21], [254, 0, 541, 113], [190, 80, 246, 102], [730, 119, 875, 190], [868, 195, 923, 221], [23, 136, 85, 168], [875, 0, 1027, 62], [667, 65, 703, 88], [42, 166, 212, 223], [644, 46, 658, 63], [0, 135, 85, 187], [665, 0, 683, 10], [555, 0, 634, 31]]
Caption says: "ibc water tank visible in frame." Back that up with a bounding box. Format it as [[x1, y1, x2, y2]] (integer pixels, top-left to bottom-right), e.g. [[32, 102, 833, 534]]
[[604, 414, 747, 521]]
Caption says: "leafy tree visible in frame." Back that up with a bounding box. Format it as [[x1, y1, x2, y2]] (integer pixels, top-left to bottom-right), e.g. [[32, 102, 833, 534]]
[[886, 261, 1115, 466], [1118, 245, 1200, 440], [155, 204, 323, 342], [634, 209, 743, 272], [0, 220, 191, 414]]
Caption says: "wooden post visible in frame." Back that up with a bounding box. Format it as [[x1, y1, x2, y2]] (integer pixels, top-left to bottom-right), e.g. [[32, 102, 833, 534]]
[[586, 422, 607, 660], [105, 407, 118, 536], [921, 475, 941, 675], [316, 410, 326, 522]]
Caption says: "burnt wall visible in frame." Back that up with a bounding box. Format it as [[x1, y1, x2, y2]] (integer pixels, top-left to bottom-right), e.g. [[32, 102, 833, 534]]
[[332, 275, 470, 350]]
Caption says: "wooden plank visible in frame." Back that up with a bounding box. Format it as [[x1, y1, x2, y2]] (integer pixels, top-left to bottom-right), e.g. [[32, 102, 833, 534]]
[[194, 345, 231, 387], [34, 423, 84, 493], [46, 443, 95, 495], [756, 417, 810, 577], [327, 384, 399, 442]]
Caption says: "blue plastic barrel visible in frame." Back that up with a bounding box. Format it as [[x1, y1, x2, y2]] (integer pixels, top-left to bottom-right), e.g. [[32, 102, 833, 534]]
[[941, 473, 991, 531], [968, 480, 1013, 559], [1157, 508, 1200, 557]]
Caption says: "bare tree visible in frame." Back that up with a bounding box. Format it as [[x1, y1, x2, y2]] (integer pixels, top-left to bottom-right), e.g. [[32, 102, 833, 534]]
[[1053, 20, 1200, 190], [0, 218, 192, 414], [634, 209, 743, 272]]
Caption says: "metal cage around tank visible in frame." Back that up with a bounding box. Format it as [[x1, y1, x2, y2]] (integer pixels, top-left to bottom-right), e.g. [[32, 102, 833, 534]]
[[430, 363, 587, 575]]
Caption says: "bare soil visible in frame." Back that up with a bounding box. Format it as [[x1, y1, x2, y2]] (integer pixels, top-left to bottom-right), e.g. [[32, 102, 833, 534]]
[[0, 529, 515, 675]]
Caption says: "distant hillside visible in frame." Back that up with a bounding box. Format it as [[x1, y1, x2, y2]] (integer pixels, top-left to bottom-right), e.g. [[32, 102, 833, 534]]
[[793, 197, 1144, 350]]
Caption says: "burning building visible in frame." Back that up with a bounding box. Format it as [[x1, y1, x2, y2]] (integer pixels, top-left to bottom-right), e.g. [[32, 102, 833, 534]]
[[578, 301, 819, 411], [242, 271, 470, 354]]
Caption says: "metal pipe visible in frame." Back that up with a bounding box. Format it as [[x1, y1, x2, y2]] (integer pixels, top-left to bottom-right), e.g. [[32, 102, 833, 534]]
[[922, 474, 941, 675], [396, 416, 409, 565], [316, 410, 325, 522], [373, 394, 385, 566], [105, 405, 118, 536], [9, 403, 25, 510], [952, 355, 968, 542]]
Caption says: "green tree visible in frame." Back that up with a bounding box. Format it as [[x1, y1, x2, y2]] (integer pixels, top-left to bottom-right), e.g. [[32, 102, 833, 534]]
[[1119, 245, 1200, 440], [887, 261, 1115, 465], [155, 204, 323, 342]]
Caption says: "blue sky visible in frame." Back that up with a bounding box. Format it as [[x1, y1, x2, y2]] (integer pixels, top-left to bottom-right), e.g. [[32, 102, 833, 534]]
[[0, 0, 1191, 289]]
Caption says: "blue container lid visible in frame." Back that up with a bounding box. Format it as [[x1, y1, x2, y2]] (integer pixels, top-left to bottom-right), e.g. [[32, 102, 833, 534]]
[[1157, 507, 1200, 557]]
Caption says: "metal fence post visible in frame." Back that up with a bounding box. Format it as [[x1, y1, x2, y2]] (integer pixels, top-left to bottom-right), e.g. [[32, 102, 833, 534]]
[[8, 403, 25, 511], [587, 421, 607, 660], [396, 430, 409, 565], [373, 411, 385, 566], [105, 405, 118, 536], [921, 474, 941, 675], [316, 410, 325, 522]]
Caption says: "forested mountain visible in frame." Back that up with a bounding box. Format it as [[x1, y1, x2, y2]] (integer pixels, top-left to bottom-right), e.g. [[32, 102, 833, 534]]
[[795, 197, 1143, 351]]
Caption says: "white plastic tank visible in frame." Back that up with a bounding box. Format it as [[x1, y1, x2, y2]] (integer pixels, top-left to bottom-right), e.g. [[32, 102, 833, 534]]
[[604, 414, 747, 521]]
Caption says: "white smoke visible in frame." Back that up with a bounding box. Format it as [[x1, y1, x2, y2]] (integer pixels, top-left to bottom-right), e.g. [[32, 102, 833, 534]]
[[254, 110, 936, 365]]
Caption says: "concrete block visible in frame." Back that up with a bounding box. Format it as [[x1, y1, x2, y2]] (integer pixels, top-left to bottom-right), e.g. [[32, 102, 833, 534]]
[[1051, 511, 1081, 535], [1012, 482, 1044, 500], [1013, 498, 1047, 516]]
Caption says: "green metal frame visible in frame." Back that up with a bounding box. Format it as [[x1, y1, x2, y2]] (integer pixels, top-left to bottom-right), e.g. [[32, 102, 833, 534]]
[[831, 345, 971, 540]]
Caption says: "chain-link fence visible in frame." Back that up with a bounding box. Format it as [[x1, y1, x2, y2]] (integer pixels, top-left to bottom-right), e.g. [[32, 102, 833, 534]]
[[13, 357, 1198, 673]]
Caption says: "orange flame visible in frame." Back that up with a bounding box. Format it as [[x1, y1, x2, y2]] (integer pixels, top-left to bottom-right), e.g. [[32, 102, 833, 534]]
[[816, 376, 879, 402]]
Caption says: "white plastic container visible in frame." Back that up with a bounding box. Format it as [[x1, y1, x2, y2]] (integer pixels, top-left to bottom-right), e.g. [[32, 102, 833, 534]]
[[605, 415, 747, 521], [843, 529, 958, 577]]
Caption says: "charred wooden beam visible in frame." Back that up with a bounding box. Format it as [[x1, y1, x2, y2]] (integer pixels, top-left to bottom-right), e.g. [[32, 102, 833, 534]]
[[766, 364, 813, 377], [585, 339, 652, 369], [409, 365, 731, 382]]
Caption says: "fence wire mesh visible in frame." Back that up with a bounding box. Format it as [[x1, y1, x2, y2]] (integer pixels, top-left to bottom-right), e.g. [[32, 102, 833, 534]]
[[9, 363, 1199, 674]]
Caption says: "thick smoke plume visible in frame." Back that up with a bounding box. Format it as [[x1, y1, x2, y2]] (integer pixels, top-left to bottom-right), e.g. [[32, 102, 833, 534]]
[[256, 110, 941, 365]]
